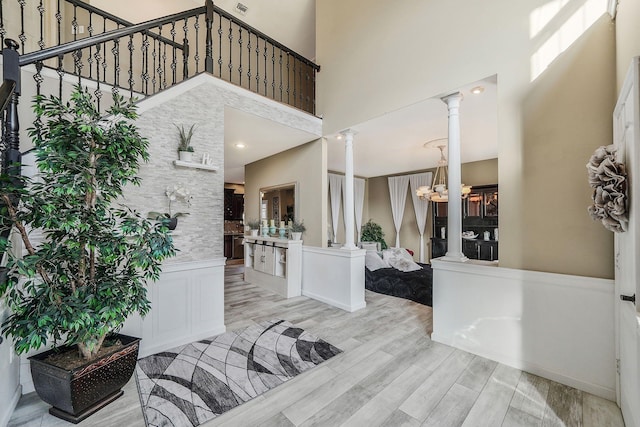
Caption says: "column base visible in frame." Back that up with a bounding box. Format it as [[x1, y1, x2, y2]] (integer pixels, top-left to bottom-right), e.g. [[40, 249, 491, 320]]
[[440, 252, 468, 263], [341, 243, 358, 250]]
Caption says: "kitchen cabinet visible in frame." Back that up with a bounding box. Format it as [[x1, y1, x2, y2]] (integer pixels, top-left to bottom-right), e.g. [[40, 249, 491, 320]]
[[224, 189, 244, 220]]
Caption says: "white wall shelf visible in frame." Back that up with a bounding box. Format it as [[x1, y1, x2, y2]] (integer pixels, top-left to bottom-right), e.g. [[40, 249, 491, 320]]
[[173, 160, 219, 171]]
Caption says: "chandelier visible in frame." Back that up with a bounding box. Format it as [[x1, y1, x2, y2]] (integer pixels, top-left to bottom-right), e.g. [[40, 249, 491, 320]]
[[416, 142, 472, 203]]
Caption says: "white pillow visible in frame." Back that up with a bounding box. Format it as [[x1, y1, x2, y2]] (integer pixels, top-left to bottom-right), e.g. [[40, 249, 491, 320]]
[[387, 256, 422, 272], [383, 248, 422, 272], [365, 251, 389, 271], [382, 248, 414, 262]]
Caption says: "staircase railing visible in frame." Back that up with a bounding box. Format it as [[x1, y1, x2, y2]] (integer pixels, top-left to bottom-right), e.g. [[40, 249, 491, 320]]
[[1, 39, 20, 174], [0, 0, 183, 56], [0, 39, 21, 248], [1, 0, 319, 114]]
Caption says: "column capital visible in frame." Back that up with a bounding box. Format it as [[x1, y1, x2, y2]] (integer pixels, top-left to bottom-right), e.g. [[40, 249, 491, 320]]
[[339, 129, 358, 140], [441, 92, 463, 108]]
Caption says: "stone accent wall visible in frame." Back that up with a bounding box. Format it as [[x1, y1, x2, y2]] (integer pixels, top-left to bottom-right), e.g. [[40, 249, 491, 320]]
[[123, 74, 321, 263]]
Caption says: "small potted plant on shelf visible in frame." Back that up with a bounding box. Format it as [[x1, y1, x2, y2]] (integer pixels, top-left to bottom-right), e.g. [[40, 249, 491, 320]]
[[148, 184, 193, 230], [246, 219, 260, 236], [176, 123, 196, 162], [0, 86, 176, 423], [290, 220, 306, 241]]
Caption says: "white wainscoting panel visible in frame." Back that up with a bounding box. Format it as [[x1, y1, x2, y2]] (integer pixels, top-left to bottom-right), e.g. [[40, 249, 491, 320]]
[[19, 258, 226, 395], [0, 305, 21, 427], [431, 259, 616, 400], [301, 247, 366, 312], [121, 258, 226, 357]]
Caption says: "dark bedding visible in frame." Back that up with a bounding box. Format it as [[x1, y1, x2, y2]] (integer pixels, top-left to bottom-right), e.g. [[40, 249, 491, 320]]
[[365, 263, 432, 306]]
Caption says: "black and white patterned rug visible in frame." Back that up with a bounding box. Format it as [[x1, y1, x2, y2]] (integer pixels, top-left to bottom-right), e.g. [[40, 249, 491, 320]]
[[135, 319, 342, 427]]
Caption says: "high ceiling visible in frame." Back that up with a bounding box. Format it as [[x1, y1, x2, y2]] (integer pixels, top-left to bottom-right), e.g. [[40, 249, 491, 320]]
[[91, 1, 498, 183], [326, 76, 498, 177], [224, 76, 498, 183]]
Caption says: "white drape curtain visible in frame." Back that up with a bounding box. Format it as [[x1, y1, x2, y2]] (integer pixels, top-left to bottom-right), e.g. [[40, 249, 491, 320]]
[[328, 173, 343, 243], [388, 176, 410, 248], [354, 178, 365, 241], [409, 172, 433, 262]]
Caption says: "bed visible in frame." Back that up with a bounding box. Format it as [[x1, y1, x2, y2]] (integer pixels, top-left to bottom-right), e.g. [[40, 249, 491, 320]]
[[364, 262, 433, 306]]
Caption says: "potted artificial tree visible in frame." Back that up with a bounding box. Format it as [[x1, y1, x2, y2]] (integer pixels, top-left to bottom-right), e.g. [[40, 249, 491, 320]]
[[176, 123, 196, 162], [0, 87, 176, 423]]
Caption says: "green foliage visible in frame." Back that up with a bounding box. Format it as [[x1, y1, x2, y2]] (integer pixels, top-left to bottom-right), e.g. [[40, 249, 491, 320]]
[[360, 219, 388, 250], [175, 123, 196, 152], [246, 219, 260, 229], [0, 86, 176, 360], [291, 220, 306, 233]]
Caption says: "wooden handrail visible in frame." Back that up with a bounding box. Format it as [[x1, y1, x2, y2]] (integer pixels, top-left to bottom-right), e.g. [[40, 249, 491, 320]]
[[19, 7, 205, 66], [0, 80, 16, 114], [63, 0, 185, 50]]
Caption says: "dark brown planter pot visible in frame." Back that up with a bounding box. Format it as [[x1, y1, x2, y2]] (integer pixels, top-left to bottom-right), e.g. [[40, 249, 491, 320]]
[[29, 333, 141, 424]]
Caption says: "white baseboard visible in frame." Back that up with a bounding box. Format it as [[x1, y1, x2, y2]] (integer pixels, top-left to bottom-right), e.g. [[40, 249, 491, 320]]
[[302, 290, 366, 313], [0, 384, 22, 427]]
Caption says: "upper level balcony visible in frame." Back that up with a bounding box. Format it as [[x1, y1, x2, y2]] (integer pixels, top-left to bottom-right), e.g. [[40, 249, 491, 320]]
[[0, 0, 319, 115]]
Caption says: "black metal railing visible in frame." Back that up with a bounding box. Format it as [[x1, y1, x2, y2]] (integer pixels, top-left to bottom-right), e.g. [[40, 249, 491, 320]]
[[0, 0, 184, 55], [1, 39, 20, 175], [1, 0, 319, 114]]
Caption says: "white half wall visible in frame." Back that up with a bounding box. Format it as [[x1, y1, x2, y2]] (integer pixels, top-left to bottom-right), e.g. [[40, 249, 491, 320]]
[[0, 304, 21, 427], [19, 258, 225, 395], [120, 258, 226, 358], [431, 259, 616, 400], [301, 247, 366, 312]]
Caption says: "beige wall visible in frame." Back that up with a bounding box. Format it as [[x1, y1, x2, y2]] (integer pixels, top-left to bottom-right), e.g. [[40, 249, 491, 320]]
[[615, 0, 640, 89], [245, 139, 327, 247], [88, 0, 316, 60], [520, 17, 615, 277], [367, 159, 498, 262], [316, 0, 616, 278]]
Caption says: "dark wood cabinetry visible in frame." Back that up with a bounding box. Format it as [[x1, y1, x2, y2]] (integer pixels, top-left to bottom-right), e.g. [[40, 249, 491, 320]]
[[431, 184, 498, 261], [224, 188, 244, 220]]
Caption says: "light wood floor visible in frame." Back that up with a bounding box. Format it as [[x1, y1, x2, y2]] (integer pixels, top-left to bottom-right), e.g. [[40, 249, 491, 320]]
[[9, 265, 625, 427]]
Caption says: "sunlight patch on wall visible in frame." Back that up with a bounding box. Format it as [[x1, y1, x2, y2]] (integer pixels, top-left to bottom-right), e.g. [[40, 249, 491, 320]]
[[530, 0, 606, 81], [530, 0, 569, 39]]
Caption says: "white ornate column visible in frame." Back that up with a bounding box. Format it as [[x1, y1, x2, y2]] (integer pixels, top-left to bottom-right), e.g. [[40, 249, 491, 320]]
[[441, 93, 467, 262], [342, 130, 357, 250]]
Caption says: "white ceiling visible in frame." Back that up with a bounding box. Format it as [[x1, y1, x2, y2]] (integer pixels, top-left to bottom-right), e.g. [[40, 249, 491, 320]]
[[224, 76, 498, 183], [224, 107, 321, 183], [326, 77, 498, 177]]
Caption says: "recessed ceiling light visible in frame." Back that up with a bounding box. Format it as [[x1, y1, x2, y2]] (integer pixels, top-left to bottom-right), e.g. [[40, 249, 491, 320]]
[[336, 135, 343, 140], [470, 86, 484, 95], [234, 143, 246, 149]]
